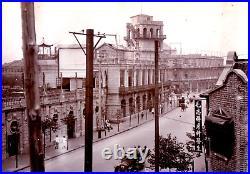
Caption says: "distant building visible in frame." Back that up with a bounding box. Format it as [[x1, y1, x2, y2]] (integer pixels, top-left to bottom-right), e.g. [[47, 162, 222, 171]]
[[37, 42, 58, 89], [202, 52, 248, 171], [2, 60, 24, 88], [2, 14, 227, 160], [94, 14, 225, 119]]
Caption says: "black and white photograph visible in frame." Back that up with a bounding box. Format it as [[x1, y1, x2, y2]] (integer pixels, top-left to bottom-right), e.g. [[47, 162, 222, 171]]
[[2, 2, 248, 172]]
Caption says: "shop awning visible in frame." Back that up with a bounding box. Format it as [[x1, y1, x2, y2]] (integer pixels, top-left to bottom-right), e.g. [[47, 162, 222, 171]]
[[205, 108, 234, 159], [205, 115, 232, 126]]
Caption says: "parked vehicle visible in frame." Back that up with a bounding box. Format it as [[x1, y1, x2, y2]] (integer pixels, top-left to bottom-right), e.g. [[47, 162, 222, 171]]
[[114, 146, 150, 172], [178, 97, 185, 107]]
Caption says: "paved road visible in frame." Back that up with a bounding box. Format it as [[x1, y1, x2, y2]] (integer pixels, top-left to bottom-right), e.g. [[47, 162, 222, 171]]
[[22, 99, 207, 172]]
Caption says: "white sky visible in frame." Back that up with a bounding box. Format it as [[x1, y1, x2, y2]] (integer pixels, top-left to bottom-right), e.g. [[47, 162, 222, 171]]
[[2, 2, 248, 64]]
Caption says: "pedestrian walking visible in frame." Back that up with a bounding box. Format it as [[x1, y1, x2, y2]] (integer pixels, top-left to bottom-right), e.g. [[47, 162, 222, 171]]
[[55, 135, 59, 149], [62, 136, 67, 149], [141, 112, 144, 119]]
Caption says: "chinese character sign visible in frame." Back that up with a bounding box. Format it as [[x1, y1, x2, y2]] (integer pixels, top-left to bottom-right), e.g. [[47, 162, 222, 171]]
[[194, 99, 202, 152]]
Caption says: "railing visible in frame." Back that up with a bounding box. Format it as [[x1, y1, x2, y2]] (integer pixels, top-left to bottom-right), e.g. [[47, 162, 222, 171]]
[[2, 97, 24, 109], [119, 82, 171, 94], [2, 88, 96, 111]]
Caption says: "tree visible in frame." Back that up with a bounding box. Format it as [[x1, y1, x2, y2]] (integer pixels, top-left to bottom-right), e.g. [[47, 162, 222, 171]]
[[61, 112, 76, 128], [41, 116, 58, 156], [61, 106, 75, 127], [148, 134, 193, 171], [61, 108, 76, 139], [41, 116, 58, 135]]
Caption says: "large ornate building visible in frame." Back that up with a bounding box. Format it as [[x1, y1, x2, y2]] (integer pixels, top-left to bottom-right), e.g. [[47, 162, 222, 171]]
[[94, 14, 225, 119], [2, 14, 226, 159]]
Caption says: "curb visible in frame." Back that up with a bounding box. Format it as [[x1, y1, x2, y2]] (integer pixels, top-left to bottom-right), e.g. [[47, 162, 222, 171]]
[[11, 107, 178, 172]]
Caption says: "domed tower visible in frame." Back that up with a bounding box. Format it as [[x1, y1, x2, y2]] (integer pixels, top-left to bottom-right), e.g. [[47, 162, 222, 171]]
[[124, 14, 166, 51]]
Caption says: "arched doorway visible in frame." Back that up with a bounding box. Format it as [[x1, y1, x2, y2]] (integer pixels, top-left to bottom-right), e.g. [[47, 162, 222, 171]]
[[121, 99, 126, 117], [136, 96, 141, 112], [143, 95, 147, 110], [147, 93, 153, 111], [67, 109, 75, 139], [129, 97, 134, 114]]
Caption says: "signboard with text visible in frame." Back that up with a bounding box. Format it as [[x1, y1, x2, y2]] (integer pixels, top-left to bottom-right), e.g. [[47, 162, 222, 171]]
[[194, 99, 202, 152]]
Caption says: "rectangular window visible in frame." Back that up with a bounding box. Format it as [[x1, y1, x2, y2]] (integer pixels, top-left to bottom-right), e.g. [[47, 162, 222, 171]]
[[120, 69, 125, 87]]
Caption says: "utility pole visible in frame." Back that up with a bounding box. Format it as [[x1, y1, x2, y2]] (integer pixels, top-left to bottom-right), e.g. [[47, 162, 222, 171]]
[[98, 56, 102, 138], [69, 29, 105, 172], [154, 40, 160, 172], [85, 29, 94, 172], [21, 3, 45, 171]]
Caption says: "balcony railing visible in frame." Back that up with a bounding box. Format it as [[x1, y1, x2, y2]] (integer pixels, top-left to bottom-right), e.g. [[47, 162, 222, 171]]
[[119, 81, 171, 94], [134, 34, 166, 40]]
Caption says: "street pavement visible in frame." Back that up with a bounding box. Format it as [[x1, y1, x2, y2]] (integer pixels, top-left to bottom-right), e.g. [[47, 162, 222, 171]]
[[2, 102, 177, 172], [10, 94, 208, 172]]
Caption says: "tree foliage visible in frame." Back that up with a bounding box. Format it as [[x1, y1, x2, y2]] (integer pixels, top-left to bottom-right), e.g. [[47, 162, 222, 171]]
[[61, 111, 76, 127], [41, 116, 58, 134], [186, 126, 207, 158], [148, 134, 193, 171]]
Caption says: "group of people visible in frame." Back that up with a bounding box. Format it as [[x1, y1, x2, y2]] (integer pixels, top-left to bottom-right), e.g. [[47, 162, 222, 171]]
[[54, 135, 67, 149]]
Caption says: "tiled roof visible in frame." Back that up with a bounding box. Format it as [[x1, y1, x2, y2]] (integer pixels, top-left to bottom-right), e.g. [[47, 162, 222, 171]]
[[215, 67, 231, 86]]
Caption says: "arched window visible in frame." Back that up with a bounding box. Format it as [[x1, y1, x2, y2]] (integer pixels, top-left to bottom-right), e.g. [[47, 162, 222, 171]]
[[129, 30, 133, 39], [156, 29, 160, 37], [150, 28, 153, 38], [137, 28, 140, 38], [143, 28, 147, 38]]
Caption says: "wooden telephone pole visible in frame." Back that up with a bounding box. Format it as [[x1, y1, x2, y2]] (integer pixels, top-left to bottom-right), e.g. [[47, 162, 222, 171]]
[[85, 29, 94, 172], [69, 29, 105, 171], [21, 3, 45, 171], [154, 40, 160, 172]]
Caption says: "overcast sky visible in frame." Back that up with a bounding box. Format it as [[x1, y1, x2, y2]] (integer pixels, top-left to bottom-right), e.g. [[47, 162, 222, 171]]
[[2, 2, 248, 64]]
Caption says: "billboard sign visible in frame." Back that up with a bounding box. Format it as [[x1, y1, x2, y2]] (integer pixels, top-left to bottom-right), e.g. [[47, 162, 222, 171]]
[[58, 45, 86, 78]]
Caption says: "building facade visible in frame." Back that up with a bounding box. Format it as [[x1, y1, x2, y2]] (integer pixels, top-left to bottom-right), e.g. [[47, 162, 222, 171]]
[[94, 14, 225, 120], [203, 53, 248, 171], [2, 14, 226, 159], [2, 60, 24, 89]]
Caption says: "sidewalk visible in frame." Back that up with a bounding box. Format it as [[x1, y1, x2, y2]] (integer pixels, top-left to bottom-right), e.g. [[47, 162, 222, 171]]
[[2, 104, 178, 172]]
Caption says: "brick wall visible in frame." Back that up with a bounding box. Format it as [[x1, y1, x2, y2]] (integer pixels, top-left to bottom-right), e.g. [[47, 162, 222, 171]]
[[209, 73, 248, 171], [1, 90, 99, 159]]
